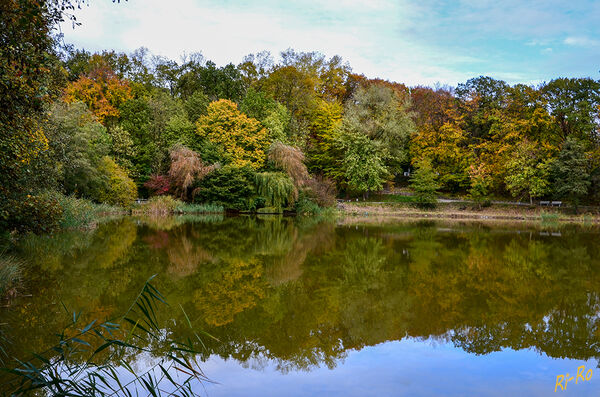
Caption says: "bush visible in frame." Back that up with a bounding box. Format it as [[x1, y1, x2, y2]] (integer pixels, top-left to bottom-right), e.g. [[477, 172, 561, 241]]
[[295, 193, 323, 215], [4, 195, 63, 234], [93, 156, 138, 206], [193, 165, 257, 211], [304, 176, 337, 207], [144, 174, 171, 196], [410, 160, 440, 209], [295, 192, 337, 217]]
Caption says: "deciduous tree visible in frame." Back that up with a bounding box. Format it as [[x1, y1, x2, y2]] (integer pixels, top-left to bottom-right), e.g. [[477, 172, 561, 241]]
[[196, 99, 270, 169]]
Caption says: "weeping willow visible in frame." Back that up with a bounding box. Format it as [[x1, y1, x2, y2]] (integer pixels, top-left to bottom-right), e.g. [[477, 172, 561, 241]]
[[255, 172, 296, 212]]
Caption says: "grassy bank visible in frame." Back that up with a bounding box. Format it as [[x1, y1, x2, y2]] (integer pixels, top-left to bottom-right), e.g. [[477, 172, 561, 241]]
[[131, 196, 224, 215], [339, 201, 600, 225], [47, 193, 125, 229]]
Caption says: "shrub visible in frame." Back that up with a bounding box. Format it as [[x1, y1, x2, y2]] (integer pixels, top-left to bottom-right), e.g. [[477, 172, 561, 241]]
[[410, 160, 440, 209], [168, 145, 217, 201], [193, 165, 257, 211], [144, 174, 171, 196], [5, 195, 63, 234], [294, 191, 337, 217], [295, 193, 322, 215], [304, 176, 337, 207], [93, 156, 137, 206]]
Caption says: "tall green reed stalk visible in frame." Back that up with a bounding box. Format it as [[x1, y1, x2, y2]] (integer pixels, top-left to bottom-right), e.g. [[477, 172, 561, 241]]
[[3, 275, 215, 396]]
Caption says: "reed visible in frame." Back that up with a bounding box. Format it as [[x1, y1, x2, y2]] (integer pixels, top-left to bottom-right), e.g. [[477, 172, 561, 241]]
[[3, 275, 212, 396]]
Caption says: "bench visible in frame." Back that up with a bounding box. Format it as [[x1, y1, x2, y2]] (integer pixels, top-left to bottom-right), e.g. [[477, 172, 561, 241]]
[[539, 201, 550, 206], [551, 201, 562, 207]]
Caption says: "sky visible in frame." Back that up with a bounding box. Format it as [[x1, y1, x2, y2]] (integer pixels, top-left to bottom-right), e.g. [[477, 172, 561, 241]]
[[58, 0, 600, 86]]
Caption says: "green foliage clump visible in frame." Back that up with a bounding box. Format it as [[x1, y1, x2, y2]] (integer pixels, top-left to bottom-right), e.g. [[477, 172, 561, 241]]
[[93, 157, 138, 206], [183, 90, 210, 121], [43, 102, 111, 198], [194, 165, 257, 211], [337, 130, 388, 196], [5, 194, 63, 234], [255, 172, 296, 212], [342, 84, 415, 175], [504, 140, 551, 204], [410, 160, 440, 209], [241, 87, 291, 142], [468, 164, 491, 209], [552, 137, 590, 212], [293, 191, 334, 216], [44, 192, 99, 229]]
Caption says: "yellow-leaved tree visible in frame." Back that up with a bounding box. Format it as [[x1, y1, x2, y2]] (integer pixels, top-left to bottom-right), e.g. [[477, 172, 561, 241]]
[[196, 99, 270, 169]]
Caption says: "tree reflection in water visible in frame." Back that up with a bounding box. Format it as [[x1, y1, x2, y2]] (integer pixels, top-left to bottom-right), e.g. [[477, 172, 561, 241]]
[[6, 217, 600, 374]]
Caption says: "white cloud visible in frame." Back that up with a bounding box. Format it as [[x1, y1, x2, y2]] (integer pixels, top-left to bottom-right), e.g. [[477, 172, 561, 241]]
[[59, 0, 600, 86], [564, 36, 600, 47]]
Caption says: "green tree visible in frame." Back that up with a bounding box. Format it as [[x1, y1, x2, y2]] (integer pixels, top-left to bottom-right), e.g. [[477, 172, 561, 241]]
[[552, 137, 590, 212], [504, 140, 551, 204], [107, 125, 136, 174], [43, 102, 111, 198], [93, 156, 138, 206], [0, 0, 73, 231], [177, 60, 246, 102], [183, 90, 210, 122], [193, 165, 257, 210], [306, 100, 343, 180], [337, 130, 388, 197], [342, 84, 415, 175], [410, 159, 440, 208], [468, 164, 490, 209], [542, 78, 600, 143], [240, 88, 290, 142], [119, 98, 156, 182]]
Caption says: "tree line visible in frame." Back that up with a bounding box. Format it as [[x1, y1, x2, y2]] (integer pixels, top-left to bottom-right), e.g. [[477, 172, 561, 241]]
[[2, 0, 600, 232]]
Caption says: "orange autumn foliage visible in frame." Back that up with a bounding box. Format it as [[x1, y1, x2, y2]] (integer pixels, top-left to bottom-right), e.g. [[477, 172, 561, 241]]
[[64, 64, 132, 125]]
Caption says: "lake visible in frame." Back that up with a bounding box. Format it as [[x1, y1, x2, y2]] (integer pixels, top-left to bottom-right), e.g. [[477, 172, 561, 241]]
[[4, 215, 600, 396]]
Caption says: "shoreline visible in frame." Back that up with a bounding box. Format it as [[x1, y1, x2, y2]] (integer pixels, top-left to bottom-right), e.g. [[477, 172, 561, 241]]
[[337, 202, 600, 225]]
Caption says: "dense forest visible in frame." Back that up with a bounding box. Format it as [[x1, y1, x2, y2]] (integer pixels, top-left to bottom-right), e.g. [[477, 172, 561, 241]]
[[3, 0, 600, 233]]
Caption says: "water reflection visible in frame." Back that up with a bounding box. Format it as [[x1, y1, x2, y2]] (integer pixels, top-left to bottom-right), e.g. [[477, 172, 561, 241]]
[[5, 217, 600, 381]]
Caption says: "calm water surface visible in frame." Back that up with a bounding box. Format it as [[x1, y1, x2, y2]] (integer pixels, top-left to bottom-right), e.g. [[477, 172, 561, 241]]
[[5, 215, 600, 396]]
